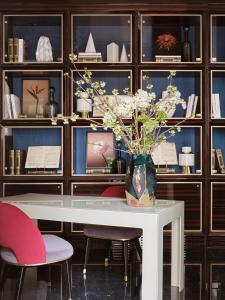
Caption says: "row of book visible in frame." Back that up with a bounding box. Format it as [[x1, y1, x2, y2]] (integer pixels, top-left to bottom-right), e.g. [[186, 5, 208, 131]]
[[212, 148, 225, 174], [8, 149, 26, 175], [4, 94, 21, 119], [8, 38, 25, 63], [185, 94, 198, 118], [211, 93, 221, 118]]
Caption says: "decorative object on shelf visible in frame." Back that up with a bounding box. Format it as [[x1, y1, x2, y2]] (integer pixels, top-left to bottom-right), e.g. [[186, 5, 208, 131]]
[[151, 142, 177, 174], [178, 146, 195, 174], [156, 89, 186, 118], [8, 149, 15, 175], [45, 86, 58, 118], [7, 38, 25, 63], [86, 132, 114, 174], [211, 93, 221, 118], [153, 26, 182, 61], [7, 38, 14, 62], [112, 140, 126, 174], [186, 94, 198, 118], [35, 36, 53, 62], [211, 148, 217, 174], [85, 32, 96, 53], [215, 148, 225, 174], [78, 32, 102, 62], [120, 44, 128, 62], [107, 42, 119, 62], [22, 79, 49, 118], [182, 26, 192, 62], [76, 92, 92, 118], [15, 149, 26, 175]]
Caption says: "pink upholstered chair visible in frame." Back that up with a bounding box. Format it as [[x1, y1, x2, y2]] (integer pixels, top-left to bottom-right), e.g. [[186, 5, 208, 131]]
[[0, 202, 74, 300], [83, 185, 142, 282]]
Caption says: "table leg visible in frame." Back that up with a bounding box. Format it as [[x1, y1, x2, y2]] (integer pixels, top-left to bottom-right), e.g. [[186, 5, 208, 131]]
[[171, 211, 184, 292], [142, 225, 163, 300]]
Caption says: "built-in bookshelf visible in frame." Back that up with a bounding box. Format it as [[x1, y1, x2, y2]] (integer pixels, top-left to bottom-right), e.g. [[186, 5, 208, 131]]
[[1, 1, 225, 253]]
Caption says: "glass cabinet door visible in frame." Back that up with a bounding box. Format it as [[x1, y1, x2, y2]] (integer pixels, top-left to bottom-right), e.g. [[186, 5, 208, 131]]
[[141, 15, 201, 63], [72, 15, 132, 63]]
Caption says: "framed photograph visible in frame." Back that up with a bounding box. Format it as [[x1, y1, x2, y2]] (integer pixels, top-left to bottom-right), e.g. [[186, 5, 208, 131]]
[[22, 79, 49, 117], [86, 132, 115, 168]]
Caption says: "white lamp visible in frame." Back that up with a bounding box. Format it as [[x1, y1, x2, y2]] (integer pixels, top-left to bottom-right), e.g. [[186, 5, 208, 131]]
[[178, 146, 195, 174], [77, 92, 92, 118]]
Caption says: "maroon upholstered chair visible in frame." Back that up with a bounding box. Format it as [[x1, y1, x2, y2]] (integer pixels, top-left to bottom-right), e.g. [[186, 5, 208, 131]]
[[83, 185, 142, 282], [0, 202, 74, 300]]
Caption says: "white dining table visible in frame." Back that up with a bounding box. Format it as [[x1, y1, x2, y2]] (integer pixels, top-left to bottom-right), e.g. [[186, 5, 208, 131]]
[[1, 193, 184, 300]]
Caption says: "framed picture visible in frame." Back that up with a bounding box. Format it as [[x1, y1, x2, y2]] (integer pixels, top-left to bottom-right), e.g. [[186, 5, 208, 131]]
[[86, 132, 115, 169], [22, 79, 49, 117]]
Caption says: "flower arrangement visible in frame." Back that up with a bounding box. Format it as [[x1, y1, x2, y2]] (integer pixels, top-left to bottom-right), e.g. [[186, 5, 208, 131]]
[[59, 53, 186, 156], [156, 33, 177, 51]]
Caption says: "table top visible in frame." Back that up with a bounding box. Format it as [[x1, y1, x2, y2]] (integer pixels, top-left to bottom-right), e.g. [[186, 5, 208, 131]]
[[1, 193, 183, 216]]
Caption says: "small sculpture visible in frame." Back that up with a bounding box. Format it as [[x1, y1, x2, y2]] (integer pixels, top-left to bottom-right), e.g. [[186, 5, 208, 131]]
[[120, 44, 128, 62], [85, 33, 96, 53], [107, 42, 119, 62], [35, 36, 53, 62]]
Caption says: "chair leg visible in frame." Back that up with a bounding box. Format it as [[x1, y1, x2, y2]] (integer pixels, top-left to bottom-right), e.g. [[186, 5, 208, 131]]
[[105, 240, 111, 267], [134, 238, 142, 261], [16, 267, 26, 300], [0, 261, 7, 299], [123, 241, 128, 282], [64, 260, 72, 300], [83, 237, 91, 275]]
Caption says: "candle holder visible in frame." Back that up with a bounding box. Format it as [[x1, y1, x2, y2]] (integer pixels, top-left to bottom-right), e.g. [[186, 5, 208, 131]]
[[77, 92, 92, 118]]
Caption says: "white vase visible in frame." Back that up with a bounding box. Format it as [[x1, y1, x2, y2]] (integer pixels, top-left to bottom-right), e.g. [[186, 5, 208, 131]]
[[35, 36, 53, 62]]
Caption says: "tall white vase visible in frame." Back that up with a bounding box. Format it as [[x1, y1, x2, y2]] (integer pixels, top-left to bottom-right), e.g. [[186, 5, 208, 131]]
[[120, 43, 128, 62], [107, 42, 119, 62]]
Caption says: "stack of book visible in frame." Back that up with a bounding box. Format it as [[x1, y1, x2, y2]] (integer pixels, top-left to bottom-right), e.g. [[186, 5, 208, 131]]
[[86, 167, 111, 174], [78, 52, 102, 62], [7, 38, 25, 63], [185, 94, 198, 118], [211, 93, 221, 118], [8, 149, 26, 175], [4, 94, 21, 119]]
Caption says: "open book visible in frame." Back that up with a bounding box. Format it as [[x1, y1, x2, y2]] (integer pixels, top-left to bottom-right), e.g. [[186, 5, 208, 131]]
[[25, 146, 61, 169]]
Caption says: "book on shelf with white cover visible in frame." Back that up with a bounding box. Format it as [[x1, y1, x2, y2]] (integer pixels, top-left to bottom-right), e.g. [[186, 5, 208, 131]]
[[211, 93, 221, 118], [185, 94, 195, 118], [5, 94, 13, 119], [192, 95, 198, 117], [18, 39, 24, 63], [10, 94, 21, 118]]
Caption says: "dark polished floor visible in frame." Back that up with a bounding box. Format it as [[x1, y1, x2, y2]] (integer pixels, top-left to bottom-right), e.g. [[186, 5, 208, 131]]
[[1, 246, 225, 300]]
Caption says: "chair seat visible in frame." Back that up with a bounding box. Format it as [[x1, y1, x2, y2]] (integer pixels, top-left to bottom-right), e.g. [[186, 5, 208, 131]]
[[84, 224, 142, 241], [0, 234, 74, 266]]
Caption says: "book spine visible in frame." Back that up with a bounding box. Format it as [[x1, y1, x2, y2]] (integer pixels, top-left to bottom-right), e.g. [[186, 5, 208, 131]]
[[211, 93, 216, 118], [13, 38, 19, 63], [192, 95, 198, 117], [18, 39, 24, 63], [211, 148, 216, 171], [214, 93, 221, 118], [185, 94, 195, 118], [8, 38, 14, 62], [86, 168, 111, 174], [9, 149, 14, 175], [15, 149, 21, 175], [216, 148, 225, 173]]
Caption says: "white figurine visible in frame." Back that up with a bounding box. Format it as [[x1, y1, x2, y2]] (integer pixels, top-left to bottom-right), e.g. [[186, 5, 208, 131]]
[[85, 33, 96, 53], [120, 44, 128, 62], [36, 36, 53, 62], [107, 42, 119, 62]]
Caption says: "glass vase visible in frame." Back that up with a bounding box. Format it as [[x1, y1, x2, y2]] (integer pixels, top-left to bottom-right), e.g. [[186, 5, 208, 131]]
[[125, 154, 157, 207]]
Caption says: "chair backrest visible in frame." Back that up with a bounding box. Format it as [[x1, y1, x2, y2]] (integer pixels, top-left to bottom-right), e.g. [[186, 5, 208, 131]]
[[0, 202, 46, 265], [101, 185, 126, 198]]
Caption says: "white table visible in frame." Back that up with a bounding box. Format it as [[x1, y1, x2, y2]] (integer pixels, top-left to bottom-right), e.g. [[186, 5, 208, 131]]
[[1, 193, 184, 300]]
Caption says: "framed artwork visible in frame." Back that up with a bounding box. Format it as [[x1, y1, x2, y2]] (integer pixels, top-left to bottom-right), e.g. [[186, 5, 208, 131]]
[[86, 132, 115, 168], [22, 79, 49, 117]]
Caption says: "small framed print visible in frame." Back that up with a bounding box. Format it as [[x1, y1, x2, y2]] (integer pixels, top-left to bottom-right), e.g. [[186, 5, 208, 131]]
[[22, 79, 49, 117], [86, 132, 115, 169]]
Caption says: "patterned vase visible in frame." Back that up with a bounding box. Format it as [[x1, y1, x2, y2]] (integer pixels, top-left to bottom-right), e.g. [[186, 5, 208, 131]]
[[125, 154, 157, 207]]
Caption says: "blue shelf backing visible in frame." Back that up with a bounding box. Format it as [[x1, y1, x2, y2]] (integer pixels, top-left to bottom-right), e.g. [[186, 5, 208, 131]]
[[211, 16, 225, 62], [73, 15, 131, 62], [212, 72, 225, 117], [142, 70, 201, 118]]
